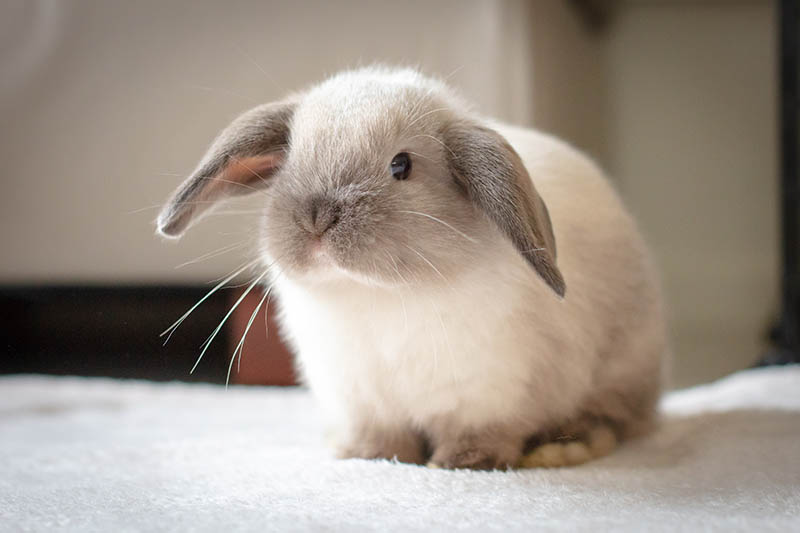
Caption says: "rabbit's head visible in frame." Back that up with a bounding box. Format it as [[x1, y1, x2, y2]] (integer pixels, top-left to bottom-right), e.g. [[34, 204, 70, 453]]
[[157, 68, 564, 296]]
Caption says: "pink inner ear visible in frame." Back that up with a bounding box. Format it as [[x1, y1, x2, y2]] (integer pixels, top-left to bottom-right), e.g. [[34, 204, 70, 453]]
[[222, 153, 284, 191]]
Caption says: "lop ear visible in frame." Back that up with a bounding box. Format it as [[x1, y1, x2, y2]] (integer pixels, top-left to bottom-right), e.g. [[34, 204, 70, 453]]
[[156, 101, 296, 238], [443, 121, 566, 297]]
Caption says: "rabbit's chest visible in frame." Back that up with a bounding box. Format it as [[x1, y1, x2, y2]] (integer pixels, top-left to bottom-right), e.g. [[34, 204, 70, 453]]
[[277, 279, 539, 424]]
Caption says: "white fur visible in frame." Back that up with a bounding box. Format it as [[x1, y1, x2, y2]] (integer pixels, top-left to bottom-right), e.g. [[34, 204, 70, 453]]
[[273, 120, 666, 442], [156, 66, 667, 462]]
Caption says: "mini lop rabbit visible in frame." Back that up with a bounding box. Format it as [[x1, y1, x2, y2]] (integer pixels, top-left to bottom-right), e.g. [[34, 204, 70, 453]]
[[158, 67, 667, 470]]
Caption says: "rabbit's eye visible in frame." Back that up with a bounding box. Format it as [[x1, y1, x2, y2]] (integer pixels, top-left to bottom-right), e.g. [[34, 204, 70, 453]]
[[390, 152, 412, 180]]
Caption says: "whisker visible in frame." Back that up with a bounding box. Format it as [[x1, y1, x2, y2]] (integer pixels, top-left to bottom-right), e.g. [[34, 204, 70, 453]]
[[405, 150, 436, 163], [263, 269, 284, 339], [400, 86, 438, 135], [221, 278, 261, 290], [211, 222, 299, 238], [204, 261, 258, 284], [397, 210, 477, 243], [160, 259, 258, 343], [403, 106, 450, 132], [229, 155, 273, 189], [198, 175, 262, 193], [407, 134, 456, 157], [231, 43, 282, 91], [202, 210, 265, 217], [191, 270, 268, 374], [128, 199, 241, 215], [404, 244, 449, 285], [227, 280, 272, 387], [443, 65, 465, 81], [174, 241, 246, 269]]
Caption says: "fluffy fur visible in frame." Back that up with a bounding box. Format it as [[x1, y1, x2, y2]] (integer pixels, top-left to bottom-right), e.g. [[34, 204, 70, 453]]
[[157, 67, 668, 469]]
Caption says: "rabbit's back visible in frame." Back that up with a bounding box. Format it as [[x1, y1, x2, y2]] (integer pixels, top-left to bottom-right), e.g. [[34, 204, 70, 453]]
[[501, 123, 667, 437]]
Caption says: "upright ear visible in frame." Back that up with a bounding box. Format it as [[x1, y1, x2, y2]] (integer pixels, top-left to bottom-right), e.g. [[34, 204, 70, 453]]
[[443, 121, 566, 297], [156, 101, 296, 238]]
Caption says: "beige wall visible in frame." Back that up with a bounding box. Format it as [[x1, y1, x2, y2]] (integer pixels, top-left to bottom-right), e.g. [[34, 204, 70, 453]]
[[0, 0, 542, 284], [0, 0, 779, 387], [604, 1, 777, 386]]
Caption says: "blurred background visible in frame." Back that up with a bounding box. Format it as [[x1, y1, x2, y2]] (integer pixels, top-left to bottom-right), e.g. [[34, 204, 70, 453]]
[[0, 0, 780, 388]]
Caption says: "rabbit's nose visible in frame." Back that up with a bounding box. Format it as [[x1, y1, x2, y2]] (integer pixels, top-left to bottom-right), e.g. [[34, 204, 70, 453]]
[[302, 194, 340, 237]]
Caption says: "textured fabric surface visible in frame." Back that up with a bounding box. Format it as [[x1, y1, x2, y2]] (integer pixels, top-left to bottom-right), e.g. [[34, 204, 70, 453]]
[[1, 366, 799, 532]]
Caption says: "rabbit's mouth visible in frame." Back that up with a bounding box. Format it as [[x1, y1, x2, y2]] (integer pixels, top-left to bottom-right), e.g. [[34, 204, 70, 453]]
[[261, 190, 474, 289]]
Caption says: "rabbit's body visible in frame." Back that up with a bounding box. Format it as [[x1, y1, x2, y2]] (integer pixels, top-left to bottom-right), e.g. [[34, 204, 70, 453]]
[[158, 67, 666, 469], [276, 124, 665, 466]]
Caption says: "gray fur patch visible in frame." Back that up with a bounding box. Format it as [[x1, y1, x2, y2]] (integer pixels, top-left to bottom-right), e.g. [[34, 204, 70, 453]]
[[442, 121, 566, 296]]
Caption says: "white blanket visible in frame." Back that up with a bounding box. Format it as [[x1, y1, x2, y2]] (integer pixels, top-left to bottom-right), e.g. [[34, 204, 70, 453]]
[[1, 366, 799, 532]]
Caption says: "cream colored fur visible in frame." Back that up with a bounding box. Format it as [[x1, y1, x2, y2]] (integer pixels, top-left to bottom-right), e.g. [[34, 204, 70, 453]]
[[158, 67, 668, 469], [276, 121, 665, 464]]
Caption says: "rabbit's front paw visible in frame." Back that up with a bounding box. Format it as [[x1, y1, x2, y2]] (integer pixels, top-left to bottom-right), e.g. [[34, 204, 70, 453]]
[[337, 426, 426, 465], [429, 432, 522, 470]]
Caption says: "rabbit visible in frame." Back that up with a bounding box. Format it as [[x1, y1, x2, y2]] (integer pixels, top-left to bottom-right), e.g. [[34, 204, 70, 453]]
[[157, 67, 667, 470]]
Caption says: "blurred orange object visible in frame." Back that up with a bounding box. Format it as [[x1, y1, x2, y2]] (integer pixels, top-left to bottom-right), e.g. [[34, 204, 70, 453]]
[[228, 287, 297, 386]]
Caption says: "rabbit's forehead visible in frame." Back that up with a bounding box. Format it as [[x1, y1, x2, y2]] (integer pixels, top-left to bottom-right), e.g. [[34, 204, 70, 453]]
[[296, 86, 417, 137], [288, 90, 428, 171]]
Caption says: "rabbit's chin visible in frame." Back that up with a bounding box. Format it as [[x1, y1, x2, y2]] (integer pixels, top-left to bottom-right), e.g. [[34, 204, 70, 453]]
[[264, 246, 405, 290], [290, 264, 403, 290]]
